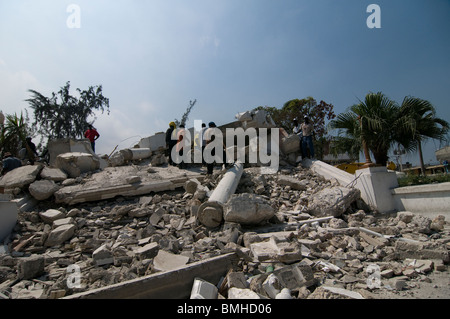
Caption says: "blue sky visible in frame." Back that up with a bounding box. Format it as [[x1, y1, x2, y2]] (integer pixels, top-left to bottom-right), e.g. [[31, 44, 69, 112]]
[[1, 0, 449, 166]]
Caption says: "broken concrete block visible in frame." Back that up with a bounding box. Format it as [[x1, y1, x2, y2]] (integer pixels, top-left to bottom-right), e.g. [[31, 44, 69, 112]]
[[149, 207, 165, 226], [280, 134, 300, 155], [40, 167, 68, 182], [389, 276, 408, 291], [433, 259, 445, 271], [39, 209, 65, 224], [29, 180, 60, 201], [411, 215, 432, 234], [45, 224, 76, 247], [185, 179, 201, 194], [316, 286, 365, 299], [108, 151, 126, 167], [249, 236, 302, 264], [274, 264, 316, 289], [307, 186, 360, 217], [133, 242, 159, 260], [150, 153, 167, 166], [55, 152, 100, 178], [275, 288, 293, 299], [52, 217, 74, 229], [394, 241, 449, 263], [397, 211, 414, 224], [277, 175, 307, 191], [328, 218, 348, 229], [153, 250, 190, 272], [224, 193, 275, 225], [92, 244, 114, 266], [227, 272, 249, 289], [430, 215, 445, 231], [190, 277, 218, 299], [128, 207, 150, 218], [126, 176, 141, 184], [227, 287, 263, 299], [275, 241, 303, 264], [17, 255, 45, 280], [359, 232, 388, 248], [262, 273, 281, 298], [0, 165, 42, 189], [406, 259, 434, 274], [250, 239, 278, 262]]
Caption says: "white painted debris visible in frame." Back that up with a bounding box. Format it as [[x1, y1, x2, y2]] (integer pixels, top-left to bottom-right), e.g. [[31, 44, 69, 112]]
[[190, 278, 218, 299]]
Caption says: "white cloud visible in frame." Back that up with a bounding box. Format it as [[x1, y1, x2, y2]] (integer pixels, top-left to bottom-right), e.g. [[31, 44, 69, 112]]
[[0, 60, 45, 115]]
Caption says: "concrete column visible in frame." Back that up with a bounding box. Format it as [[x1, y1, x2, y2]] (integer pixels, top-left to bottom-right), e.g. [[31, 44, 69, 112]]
[[354, 166, 398, 213], [197, 161, 244, 228], [120, 148, 152, 161]]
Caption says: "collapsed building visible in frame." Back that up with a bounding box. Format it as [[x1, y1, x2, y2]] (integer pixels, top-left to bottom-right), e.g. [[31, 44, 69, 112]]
[[0, 109, 448, 300]]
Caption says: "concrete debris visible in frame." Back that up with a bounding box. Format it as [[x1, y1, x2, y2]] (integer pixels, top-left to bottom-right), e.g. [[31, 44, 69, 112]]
[[0, 165, 43, 189], [0, 138, 448, 299], [224, 193, 275, 225], [55, 152, 100, 178], [29, 180, 60, 201], [190, 277, 218, 299], [307, 186, 361, 217]]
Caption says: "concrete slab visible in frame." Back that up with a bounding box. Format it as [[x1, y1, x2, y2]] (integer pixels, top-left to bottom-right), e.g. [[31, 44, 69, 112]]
[[53, 165, 205, 205], [0, 200, 18, 242], [64, 253, 237, 299]]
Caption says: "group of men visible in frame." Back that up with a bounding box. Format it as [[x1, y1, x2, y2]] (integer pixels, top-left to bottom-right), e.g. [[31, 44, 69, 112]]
[[165, 115, 315, 174], [1, 137, 38, 176], [166, 121, 227, 175]]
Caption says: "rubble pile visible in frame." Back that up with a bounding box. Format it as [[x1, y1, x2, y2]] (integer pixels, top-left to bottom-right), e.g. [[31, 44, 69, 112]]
[[0, 162, 448, 299]]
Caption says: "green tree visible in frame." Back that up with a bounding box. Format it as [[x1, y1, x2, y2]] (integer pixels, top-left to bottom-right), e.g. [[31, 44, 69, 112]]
[[256, 97, 336, 160], [329, 92, 449, 169], [398, 97, 449, 175], [327, 112, 362, 161], [27, 81, 110, 140], [329, 92, 404, 166], [0, 111, 35, 158]]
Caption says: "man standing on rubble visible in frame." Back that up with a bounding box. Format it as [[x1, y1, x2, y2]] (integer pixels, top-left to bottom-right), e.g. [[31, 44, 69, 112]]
[[24, 137, 39, 165], [301, 116, 315, 159], [176, 124, 190, 169], [204, 122, 219, 175], [84, 125, 100, 153], [166, 122, 177, 166]]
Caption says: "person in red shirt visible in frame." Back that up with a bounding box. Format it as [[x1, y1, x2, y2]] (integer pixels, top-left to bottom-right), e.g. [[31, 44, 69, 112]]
[[84, 125, 100, 153]]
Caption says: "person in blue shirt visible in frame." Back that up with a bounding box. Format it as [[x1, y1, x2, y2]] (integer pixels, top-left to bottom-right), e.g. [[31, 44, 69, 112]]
[[1, 152, 22, 176]]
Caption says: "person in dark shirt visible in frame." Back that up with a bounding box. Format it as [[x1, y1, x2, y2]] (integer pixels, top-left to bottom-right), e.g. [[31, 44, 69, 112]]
[[1, 152, 22, 176], [25, 137, 39, 164], [165, 122, 177, 166]]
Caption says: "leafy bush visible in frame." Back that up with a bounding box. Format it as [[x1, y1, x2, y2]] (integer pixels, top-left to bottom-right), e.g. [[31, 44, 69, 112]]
[[397, 173, 450, 187]]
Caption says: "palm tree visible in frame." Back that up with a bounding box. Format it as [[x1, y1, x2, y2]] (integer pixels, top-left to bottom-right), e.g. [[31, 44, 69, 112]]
[[330, 92, 403, 166], [0, 112, 34, 158], [399, 97, 449, 175], [328, 111, 363, 161]]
